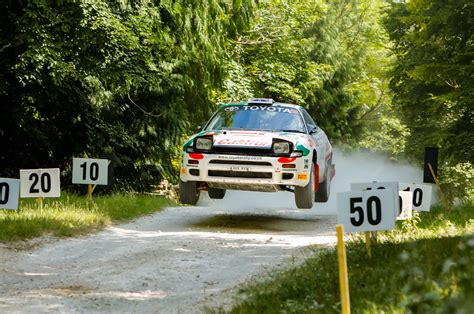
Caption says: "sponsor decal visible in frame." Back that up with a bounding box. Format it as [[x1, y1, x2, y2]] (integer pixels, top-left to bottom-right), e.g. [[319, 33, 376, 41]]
[[298, 173, 308, 180], [225, 106, 240, 112], [215, 138, 270, 147], [216, 155, 264, 161], [241, 106, 297, 114], [304, 159, 309, 169]]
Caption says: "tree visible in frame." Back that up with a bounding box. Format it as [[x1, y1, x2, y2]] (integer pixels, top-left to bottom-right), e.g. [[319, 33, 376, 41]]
[[0, 0, 255, 190], [386, 0, 473, 200]]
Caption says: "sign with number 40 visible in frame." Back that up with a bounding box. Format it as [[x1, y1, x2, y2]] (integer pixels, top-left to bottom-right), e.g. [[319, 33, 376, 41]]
[[72, 158, 109, 185]]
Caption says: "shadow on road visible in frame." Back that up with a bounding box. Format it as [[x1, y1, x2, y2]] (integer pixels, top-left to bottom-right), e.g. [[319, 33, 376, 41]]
[[190, 213, 321, 233]]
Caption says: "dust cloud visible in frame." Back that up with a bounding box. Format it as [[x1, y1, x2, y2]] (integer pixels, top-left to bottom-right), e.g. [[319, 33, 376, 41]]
[[198, 148, 425, 215]]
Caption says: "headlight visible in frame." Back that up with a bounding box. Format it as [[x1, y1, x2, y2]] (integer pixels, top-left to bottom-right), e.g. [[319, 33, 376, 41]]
[[195, 137, 213, 151], [273, 142, 290, 154]]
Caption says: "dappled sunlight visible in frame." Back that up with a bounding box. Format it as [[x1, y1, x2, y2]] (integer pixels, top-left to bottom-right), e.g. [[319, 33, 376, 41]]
[[107, 226, 336, 249]]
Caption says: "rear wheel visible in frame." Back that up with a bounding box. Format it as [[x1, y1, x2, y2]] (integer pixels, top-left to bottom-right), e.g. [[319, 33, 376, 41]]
[[315, 156, 332, 202], [294, 164, 315, 209], [208, 187, 226, 199], [179, 180, 200, 205]]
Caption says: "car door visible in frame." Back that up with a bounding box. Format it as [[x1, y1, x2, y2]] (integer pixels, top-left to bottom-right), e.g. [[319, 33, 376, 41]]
[[301, 109, 331, 180]]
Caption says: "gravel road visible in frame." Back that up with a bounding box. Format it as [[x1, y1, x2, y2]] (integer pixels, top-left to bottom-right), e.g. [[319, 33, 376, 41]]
[[0, 149, 422, 313], [0, 191, 337, 313]]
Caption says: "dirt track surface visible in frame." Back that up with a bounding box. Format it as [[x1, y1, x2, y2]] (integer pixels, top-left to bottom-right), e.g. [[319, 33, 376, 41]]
[[0, 191, 337, 313]]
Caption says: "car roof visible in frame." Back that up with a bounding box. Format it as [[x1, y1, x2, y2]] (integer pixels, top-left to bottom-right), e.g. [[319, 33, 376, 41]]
[[219, 99, 303, 111]]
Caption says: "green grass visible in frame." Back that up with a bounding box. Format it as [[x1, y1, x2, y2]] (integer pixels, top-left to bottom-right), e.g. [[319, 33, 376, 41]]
[[0, 193, 174, 242], [223, 203, 474, 313]]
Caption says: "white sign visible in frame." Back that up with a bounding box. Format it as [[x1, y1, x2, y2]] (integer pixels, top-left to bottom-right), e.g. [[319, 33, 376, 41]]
[[398, 191, 413, 220], [20, 168, 61, 198], [0, 178, 20, 210], [337, 189, 396, 232], [351, 181, 399, 219], [72, 158, 109, 185], [399, 183, 432, 211]]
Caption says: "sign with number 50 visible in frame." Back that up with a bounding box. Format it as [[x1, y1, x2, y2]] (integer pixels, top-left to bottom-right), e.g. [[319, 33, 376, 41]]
[[337, 189, 396, 232], [72, 158, 109, 185]]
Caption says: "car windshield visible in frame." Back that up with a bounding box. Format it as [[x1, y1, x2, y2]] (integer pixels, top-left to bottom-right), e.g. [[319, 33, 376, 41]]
[[206, 105, 306, 133]]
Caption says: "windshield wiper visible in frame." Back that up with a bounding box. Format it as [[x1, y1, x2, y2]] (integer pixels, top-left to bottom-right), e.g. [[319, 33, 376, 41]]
[[278, 129, 306, 134]]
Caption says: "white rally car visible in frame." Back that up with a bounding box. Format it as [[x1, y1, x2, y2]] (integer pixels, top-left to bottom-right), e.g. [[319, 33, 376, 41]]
[[179, 98, 334, 209]]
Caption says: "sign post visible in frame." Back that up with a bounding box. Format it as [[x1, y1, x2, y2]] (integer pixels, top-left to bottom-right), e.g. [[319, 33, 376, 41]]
[[336, 224, 351, 314], [349, 182, 398, 254], [0, 178, 20, 210], [20, 169, 61, 213], [72, 158, 109, 208]]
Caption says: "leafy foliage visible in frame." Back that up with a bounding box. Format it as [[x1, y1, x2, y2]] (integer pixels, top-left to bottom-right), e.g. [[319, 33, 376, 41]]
[[0, 0, 254, 190], [386, 0, 474, 199]]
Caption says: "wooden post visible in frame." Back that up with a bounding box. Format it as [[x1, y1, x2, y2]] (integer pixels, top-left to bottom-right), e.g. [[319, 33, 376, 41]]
[[337, 224, 351, 314], [37, 197, 43, 215], [428, 163, 450, 210], [365, 232, 372, 258], [87, 184, 93, 209]]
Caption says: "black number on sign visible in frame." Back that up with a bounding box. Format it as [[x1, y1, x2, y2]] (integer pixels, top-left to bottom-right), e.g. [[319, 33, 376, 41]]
[[367, 196, 382, 225], [80, 162, 87, 180], [29, 173, 39, 193], [90, 162, 99, 181], [398, 195, 402, 215], [413, 188, 423, 207], [29, 173, 51, 193], [403, 187, 423, 207], [80, 162, 99, 181], [0, 183, 9, 205], [350, 197, 364, 226]]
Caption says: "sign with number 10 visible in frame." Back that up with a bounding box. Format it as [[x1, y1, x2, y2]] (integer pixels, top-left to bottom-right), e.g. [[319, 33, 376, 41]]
[[72, 158, 109, 185], [337, 189, 396, 232]]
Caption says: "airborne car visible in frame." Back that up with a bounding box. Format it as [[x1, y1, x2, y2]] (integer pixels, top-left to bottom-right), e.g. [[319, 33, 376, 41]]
[[179, 98, 334, 209]]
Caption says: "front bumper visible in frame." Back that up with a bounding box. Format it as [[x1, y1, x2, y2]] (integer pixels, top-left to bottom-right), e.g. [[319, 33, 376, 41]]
[[180, 152, 312, 192]]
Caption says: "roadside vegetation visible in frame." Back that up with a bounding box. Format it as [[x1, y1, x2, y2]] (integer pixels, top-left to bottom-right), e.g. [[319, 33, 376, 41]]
[[0, 193, 174, 242], [222, 203, 474, 313]]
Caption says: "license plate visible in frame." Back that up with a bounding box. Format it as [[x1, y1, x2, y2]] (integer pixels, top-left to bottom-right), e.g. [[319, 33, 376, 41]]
[[229, 166, 250, 171]]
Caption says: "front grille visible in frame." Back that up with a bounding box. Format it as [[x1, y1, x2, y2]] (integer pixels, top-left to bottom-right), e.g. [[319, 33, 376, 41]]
[[209, 160, 272, 166], [208, 170, 272, 179]]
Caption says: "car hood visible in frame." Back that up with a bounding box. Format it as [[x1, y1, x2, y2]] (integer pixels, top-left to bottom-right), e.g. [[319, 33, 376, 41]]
[[185, 130, 308, 149]]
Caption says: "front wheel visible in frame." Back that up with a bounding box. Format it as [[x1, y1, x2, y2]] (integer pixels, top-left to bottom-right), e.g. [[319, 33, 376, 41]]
[[208, 187, 226, 199], [179, 180, 200, 205], [315, 156, 332, 202], [294, 164, 315, 209]]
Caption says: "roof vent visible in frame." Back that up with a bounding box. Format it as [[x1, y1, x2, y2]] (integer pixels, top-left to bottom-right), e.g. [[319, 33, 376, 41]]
[[247, 98, 274, 105]]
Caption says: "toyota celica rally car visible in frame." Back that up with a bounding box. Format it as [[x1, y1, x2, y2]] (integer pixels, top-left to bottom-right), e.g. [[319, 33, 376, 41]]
[[179, 98, 335, 209]]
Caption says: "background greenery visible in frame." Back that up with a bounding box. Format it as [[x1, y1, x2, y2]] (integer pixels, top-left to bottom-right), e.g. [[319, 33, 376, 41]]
[[1, 0, 472, 200], [221, 203, 474, 313]]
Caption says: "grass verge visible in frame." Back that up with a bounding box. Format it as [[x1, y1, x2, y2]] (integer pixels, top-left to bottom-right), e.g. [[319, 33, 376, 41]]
[[223, 203, 474, 313], [0, 193, 174, 242]]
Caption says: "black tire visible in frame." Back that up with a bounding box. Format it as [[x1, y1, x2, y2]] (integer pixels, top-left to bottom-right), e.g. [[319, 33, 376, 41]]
[[208, 187, 226, 199], [315, 157, 332, 202], [179, 179, 200, 205], [294, 164, 315, 209]]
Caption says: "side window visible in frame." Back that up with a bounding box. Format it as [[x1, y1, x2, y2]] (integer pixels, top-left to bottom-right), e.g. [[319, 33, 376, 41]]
[[301, 109, 318, 133]]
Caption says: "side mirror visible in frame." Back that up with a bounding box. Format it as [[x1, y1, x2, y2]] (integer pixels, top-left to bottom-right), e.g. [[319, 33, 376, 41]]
[[310, 127, 319, 135]]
